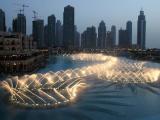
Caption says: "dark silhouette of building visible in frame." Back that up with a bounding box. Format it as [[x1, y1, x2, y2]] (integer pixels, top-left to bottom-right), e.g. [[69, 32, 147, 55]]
[[106, 31, 112, 49], [98, 21, 106, 49], [32, 19, 44, 48], [8, 27, 12, 33], [81, 26, 97, 49], [119, 28, 128, 48], [48, 15, 56, 47], [106, 26, 116, 49], [56, 20, 63, 47], [118, 20, 132, 48], [44, 25, 48, 47], [0, 9, 6, 32], [12, 18, 17, 33], [126, 21, 132, 47], [81, 30, 87, 48], [63, 5, 75, 48], [111, 25, 116, 47], [13, 14, 26, 34], [137, 10, 146, 49], [74, 25, 80, 48]]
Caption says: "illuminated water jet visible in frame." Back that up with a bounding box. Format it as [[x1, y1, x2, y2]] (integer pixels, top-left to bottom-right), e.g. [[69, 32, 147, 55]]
[[69, 53, 160, 83], [1, 72, 88, 109], [0, 53, 160, 109]]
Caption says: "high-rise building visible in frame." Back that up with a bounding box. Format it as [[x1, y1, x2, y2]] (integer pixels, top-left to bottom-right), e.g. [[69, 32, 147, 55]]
[[119, 28, 128, 48], [81, 30, 87, 48], [48, 15, 56, 47], [126, 21, 132, 46], [0, 9, 6, 32], [16, 14, 26, 34], [8, 27, 12, 33], [12, 18, 18, 33], [56, 20, 63, 47], [106, 26, 116, 49], [63, 5, 75, 48], [81, 26, 97, 49], [106, 31, 112, 49], [74, 26, 80, 48], [137, 10, 146, 49], [44, 25, 48, 47], [98, 21, 106, 49], [32, 19, 44, 48], [111, 25, 116, 47]]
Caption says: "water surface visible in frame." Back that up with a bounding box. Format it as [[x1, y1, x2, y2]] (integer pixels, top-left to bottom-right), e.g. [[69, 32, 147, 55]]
[[0, 55, 160, 120]]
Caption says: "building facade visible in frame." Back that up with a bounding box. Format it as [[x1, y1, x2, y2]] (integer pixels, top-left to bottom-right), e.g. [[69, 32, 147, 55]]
[[12, 14, 26, 35], [44, 25, 48, 47], [0, 9, 6, 32], [119, 29, 128, 48], [111, 25, 116, 47], [0, 32, 46, 74], [48, 15, 56, 47], [126, 21, 132, 47], [81, 26, 97, 49], [32, 19, 44, 48], [81, 30, 87, 48], [74, 26, 80, 48], [106, 31, 113, 49], [98, 21, 106, 49], [63, 5, 75, 48], [56, 20, 63, 47], [0, 32, 34, 52], [137, 10, 146, 49]]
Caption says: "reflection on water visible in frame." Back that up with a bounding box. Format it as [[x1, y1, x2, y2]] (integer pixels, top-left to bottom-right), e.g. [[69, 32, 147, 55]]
[[0, 54, 160, 120]]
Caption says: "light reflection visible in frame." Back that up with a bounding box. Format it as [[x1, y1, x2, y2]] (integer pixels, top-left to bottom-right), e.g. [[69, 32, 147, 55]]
[[0, 53, 160, 109]]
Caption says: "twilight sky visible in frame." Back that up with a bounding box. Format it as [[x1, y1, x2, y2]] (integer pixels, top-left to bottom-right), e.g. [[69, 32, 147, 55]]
[[0, 0, 160, 48]]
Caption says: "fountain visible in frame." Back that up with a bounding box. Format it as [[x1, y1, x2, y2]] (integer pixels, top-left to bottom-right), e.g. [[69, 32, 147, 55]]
[[0, 53, 160, 109]]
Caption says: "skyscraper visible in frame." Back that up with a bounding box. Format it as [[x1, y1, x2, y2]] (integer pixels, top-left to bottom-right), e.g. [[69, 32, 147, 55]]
[[56, 20, 63, 47], [63, 5, 75, 48], [126, 21, 132, 47], [44, 25, 48, 47], [98, 21, 106, 49], [0, 9, 6, 32], [16, 14, 26, 35], [32, 19, 44, 48], [119, 28, 128, 48], [74, 25, 80, 48], [12, 18, 17, 33], [106, 31, 112, 49], [81, 26, 97, 49], [48, 15, 56, 47], [111, 25, 116, 47], [137, 10, 146, 49], [81, 30, 87, 48]]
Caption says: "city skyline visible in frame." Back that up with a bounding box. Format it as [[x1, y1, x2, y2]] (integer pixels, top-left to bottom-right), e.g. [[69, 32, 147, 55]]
[[0, 1, 160, 120], [0, 0, 160, 48]]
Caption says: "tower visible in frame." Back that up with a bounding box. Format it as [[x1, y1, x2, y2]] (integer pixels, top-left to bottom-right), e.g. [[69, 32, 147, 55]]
[[137, 10, 146, 49], [98, 21, 107, 49], [48, 15, 56, 47], [0, 9, 6, 32], [63, 5, 75, 48], [126, 21, 132, 47]]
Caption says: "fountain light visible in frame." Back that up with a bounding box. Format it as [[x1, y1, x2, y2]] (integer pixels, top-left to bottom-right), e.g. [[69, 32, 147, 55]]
[[0, 53, 160, 109]]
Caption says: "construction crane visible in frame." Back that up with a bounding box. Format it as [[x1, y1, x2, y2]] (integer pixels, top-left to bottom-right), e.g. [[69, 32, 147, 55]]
[[14, 3, 29, 14], [32, 10, 38, 20], [15, 9, 23, 14], [22, 4, 29, 14]]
